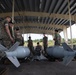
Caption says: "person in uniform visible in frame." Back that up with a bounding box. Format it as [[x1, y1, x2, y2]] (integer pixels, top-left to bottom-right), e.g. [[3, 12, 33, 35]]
[[0, 16, 14, 48], [43, 34, 48, 53], [28, 36, 34, 55], [35, 42, 42, 56], [53, 29, 61, 46], [14, 27, 24, 46]]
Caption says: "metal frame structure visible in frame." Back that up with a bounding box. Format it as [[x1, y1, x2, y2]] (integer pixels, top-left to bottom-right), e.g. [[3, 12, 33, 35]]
[[0, 0, 75, 35]]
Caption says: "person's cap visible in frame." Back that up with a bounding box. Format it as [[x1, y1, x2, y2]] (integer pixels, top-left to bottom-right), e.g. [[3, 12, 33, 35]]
[[55, 29, 58, 32], [29, 36, 31, 38], [37, 42, 39, 44]]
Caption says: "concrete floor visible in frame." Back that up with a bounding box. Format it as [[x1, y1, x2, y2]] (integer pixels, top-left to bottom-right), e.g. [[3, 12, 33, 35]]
[[6, 61, 76, 75]]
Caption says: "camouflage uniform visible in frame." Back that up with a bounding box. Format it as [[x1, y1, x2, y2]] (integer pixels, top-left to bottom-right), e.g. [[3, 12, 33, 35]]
[[43, 36, 48, 52], [15, 32, 24, 46], [35, 45, 42, 56], [54, 33, 61, 46], [28, 39, 34, 54], [0, 20, 12, 48]]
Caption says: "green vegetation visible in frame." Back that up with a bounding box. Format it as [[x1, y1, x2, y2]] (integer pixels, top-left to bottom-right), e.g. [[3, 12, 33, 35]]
[[24, 38, 76, 47]]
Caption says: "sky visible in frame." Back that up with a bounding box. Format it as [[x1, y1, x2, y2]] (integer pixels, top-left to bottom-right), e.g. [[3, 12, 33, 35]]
[[22, 24, 76, 41], [60, 24, 76, 39]]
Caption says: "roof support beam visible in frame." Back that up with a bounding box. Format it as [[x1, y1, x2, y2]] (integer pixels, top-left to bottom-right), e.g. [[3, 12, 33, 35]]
[[14, 22, 67, 29], [0, 11, 75, 21], [20, 27, 54, 35]]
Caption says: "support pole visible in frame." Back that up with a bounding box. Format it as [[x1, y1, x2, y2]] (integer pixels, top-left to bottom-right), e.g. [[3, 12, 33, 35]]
[[63, 26, 68, 43], [12, 0, 15, 38], [22, 16, 25, 39], [27, 34, 28, 40], [52, 25, 55, 38], [68, 0, 73, 48], [12, 0, 14, 22]]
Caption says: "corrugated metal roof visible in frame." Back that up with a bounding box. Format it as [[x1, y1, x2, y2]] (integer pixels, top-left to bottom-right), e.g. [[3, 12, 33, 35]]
[[0, 0, 76, 34]]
